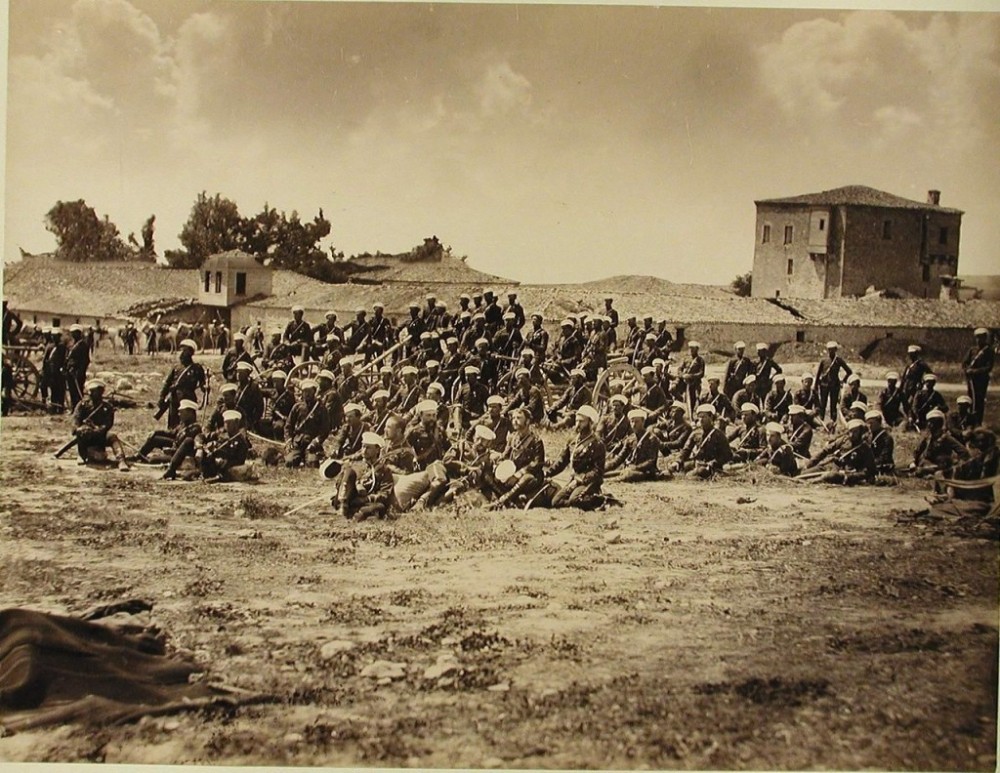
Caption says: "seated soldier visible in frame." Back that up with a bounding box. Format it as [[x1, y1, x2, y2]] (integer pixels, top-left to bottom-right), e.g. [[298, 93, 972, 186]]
[[838, 374, 867, 420], [327, 432, 396, 522], [469, 395, 512, 451], [382, 415, 417, 476], [728, 402, 766, 463], [731, 375, 759, 413], [802, 418, 876, 485], [910, 373, 948, 430], [606, 408, 661, 482], [763, 374, 793, 422], [670, 403, 732, 479], [439, 425, 499, 505], [794, 373, 820, 413], [948, 395, 977, 442], [506, 368, 545, 425], [754, 422, 798, 477], [785, 404, 814, 459], [259, 370, 294, 440], [865, 409, 896, 476], [133, 399, 204, 480], [657, 401, 694, 456], [637, 366, 670, 425], [909, 409, 970, 477], [547, 369, 590, 428], [598, 394, 632, 455], [701, 376, 734, 422], [207, 383, 239, 432], [366, 389, 393, 435], [541, 405, 606, 510], [71, 379, 130, 471], [317, 369, 346, 432], [487, 407, 546, 510], [233, 361, 264, 432], [197, 409, 254, 483], [877, 371, 905, 427], [284, 379, 332, 468], [328, 402, 369, 461], [406, 399, 451, 470]]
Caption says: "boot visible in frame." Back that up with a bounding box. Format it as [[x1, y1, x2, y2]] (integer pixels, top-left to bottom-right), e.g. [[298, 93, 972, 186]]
[[417, 480, 448, 510]]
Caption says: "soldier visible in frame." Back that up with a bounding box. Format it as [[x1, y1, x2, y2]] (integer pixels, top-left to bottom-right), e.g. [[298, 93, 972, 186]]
[[909, 409, 970, 477], [543, 405, 606, 510], [345, 309, 370, 355], [469, 394, 512, 451], [948, 396, 977, 442], [553, 319, 583, 372], [670, 403, 732, 478], [838, 374, 867, 420], [366, 302, 392, 361], [598, 394, 632, 454], [259, 370, 294, 440], [877, 371, 905, 426], [134, 399, 204, 480], [813, 341, 852, 421], [657, 401, 694, 456], [785, 404, 814, 459], [654, 320, 673, 353], [728, 403, 766, 463], [335, 356, 360, 405], [602, 297, 619, 348], [753, 343, 782, 402], [328, 432, 396, 521], [963, 327, 994, 427], [547, 369, 590, 427], [2, 300, 23, 345], [900, 344, 931, 413], [283, 305, 312, 359], [606, 408, 660, 482], [911, 373, 948, 430], [794, 372, 820, 413], [316, 369, 345, 432], [70, 380, 130, 471], [483, 290, 504, 330], [504, 292, 525, 329], [865, 409, 895, 476], [622, 314, 641, 356], [487, 407, 546, 509], [144, 323, 157, 357], [157, 339, 207, 430], [207, 383, 240, 432], [405, 398, 450, 470], [391, 365, 423, 420], [675, 341, 705, 410], [382, 415, 418, 475], [42, 327, 67, 413], [284, 379, 332, 468], [803, 418, 876, 485], [458, 365, 490, 424], [222, 332, 254, 382], [65, 324, 91, 408], [196, 409, 253, 483], [328, 402, 369, 460], [755, 422, 798, 477], [731, 375, 760, 413], [233, 361, 264, 431], [316, 311, 343, 347], [764, 374, 793, 422], [506, 368, 545, 425], [722, 342, 751, 400], [123, 322, 139, 355]]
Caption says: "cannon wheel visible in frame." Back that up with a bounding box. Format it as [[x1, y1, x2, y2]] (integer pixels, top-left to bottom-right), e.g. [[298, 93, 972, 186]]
[[592, 360, 641, 414], [8, 349, 41, 402], [285, 360, 322, 391]]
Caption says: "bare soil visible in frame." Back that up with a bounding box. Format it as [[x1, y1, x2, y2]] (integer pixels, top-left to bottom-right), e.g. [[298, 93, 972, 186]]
[[0, 352, 997, 769]]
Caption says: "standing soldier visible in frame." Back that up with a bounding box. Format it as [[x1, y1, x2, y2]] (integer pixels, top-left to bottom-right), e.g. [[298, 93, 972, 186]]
[[524, 314, 549, 363], [723, 342, 752, 400], [64, 324, 91, 409], [42, 327, 68, 414], [367, 302, 392, 361], [675, 341, 705, 411], [157, 339, 207, 430], [346, 308, 371, 355], [144, 322, 157, 356], [813, 341, 852, 421], [963, 327, 994, 427], [71, 380, 130, 471], [753, 343, 782, 402], [504, 292, 525, 329], [900, 344, 931, 416], [283, 305, 312, 359], [877, 372, 905, 426], [602, 296, 619, 349]]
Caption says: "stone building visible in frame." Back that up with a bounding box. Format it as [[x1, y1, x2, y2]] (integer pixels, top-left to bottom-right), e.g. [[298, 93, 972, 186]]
[[751, 185, 963, 300]]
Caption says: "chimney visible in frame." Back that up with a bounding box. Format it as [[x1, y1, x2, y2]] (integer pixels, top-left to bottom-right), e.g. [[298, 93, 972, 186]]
[[927, 190, 941, 206]]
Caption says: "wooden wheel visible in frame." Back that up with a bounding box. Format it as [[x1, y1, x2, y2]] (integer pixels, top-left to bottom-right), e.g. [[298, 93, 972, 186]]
[[8, 349, 41, 401], [285, 360, 322, 390], [592, 360, 641, 414]]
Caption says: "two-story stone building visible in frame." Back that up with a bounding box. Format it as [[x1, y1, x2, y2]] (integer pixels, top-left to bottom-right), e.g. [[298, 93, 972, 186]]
[[751, 185, 963, 300]]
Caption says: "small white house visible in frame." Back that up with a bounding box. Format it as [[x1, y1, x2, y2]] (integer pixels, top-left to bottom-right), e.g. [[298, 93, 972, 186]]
[[199, 251, 272, 308]]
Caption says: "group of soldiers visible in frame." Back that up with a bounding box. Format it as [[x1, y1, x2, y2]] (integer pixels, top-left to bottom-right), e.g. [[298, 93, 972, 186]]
[[47, 292, 998, 520]]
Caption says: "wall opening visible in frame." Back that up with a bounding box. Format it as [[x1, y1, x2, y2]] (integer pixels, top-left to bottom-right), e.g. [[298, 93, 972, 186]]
[[215, 271, 223, 293], [882, 220, 892, 239], [795, 330, 805, 343], [235, 272, 247, 296], [783, 225, 793, 244]]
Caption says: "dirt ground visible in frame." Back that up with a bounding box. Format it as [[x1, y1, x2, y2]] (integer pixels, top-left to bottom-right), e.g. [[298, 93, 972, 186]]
[[1, 351, 997, 769]]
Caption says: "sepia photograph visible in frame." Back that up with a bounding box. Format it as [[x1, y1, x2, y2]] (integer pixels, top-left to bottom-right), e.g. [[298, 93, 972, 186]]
[[1, 0, 998, 769]]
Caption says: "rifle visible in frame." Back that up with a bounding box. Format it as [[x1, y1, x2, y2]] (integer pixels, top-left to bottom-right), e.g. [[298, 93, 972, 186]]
[[54, 400, 109, 458]]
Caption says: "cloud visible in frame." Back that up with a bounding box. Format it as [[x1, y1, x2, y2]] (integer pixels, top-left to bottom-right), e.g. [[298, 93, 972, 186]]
[[476, 61, 532, 117]]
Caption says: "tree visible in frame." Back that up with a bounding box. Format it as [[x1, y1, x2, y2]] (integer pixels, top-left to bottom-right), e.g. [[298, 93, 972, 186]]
[[731, 271, 752, 297], [165, 192, 246, 268], [44, 199, 135, 262], [139, 215, 156, 261]]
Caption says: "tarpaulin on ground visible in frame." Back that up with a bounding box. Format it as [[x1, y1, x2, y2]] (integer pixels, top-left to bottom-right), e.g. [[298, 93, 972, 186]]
[[0, 607, 257, 733]]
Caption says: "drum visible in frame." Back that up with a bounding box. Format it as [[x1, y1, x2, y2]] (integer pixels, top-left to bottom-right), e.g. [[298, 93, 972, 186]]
[[494, 459, 517, 485]]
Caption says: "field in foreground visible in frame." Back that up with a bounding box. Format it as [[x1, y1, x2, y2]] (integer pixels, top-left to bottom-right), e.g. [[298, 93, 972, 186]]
[[0, 353, 997, 769]]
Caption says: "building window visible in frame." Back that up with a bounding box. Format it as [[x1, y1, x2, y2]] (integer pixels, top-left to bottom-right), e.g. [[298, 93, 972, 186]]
[[922, 263, 931, 282], [762, 224, 771, 244], [818, 218, 825, 230], [938, 226, 948, 245], [882, 220, 891, 239], [235, 272, 247, 296], [783, 225, 793, 245], [795, 330, 805, 343], [52, 317, 60, 328], [204, 271, 211, 292], [215, 271, 222, 293], [786, 259, 794, 276]]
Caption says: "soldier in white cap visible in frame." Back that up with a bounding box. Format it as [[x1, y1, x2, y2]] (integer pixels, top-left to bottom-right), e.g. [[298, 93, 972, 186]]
[[457, 365, 490, 424], [963, 327, 994, 426], [730, 374, 759, 414], [70, 379, 130, 471], [755, 422, 798, 477], [675, 340, 706, 410], [728, 402, 767, 462], [606, 408, 661, 481], [328, 401, 370, 460], [197, 409, 253, 483], [284, 379, 332, 467], [763, 373, 793, 422], [65, 323, 91, 408], [140, 399, 204, 479], [233, 361, 264, 431], [524, 313, 549, 363], [207, 383, 240, 432], [540, 405, 606, 510], [157, 338, 207, 429], [597, 394, 631, 455], [406, 399, 450, 469], [316, 369, 345, 430], [552, 319, 584, 372], [505, 369, 545, 425], [900, 344, 931, 409], [948, 395, 977, 442], [547, 368, 591, 427], [439, 424, 500, 505], [670, 404, 732, 478], [803, 418, 876, 485], [486, 407, 547, 509], [911, 373, 948, 430], [638, 365, 670, 424], [813, 341, 853, 421], [259, 370, 295, 440], [785, 404, 814, 459], [910, 409, 970, 477], [390, 365, 423, 420], [222, 331, 254, 382], [283, 305, 312, 358], [838, 374, 867, 420], [864, 409, 895, 475], [753, 342, 782, 401], [330, 432, 396, 521], [877, 371, 905, 426], [657, 401, 695, 456], [794, 372, 820, 413]]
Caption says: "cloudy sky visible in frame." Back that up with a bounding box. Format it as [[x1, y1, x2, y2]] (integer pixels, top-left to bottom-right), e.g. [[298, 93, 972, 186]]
[[3, 1, 999, 284]]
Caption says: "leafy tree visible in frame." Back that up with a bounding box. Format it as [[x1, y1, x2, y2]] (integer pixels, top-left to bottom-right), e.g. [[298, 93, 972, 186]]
[[731, 271, 752, 297], [165, 192, 246, 268], [44, 199, 135, 262], [139, 215, 156, 261]]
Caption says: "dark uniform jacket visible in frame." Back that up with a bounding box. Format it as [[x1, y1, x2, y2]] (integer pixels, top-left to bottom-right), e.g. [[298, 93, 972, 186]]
[[731, 387, 760, 411], [811, 436, 876, 480], [659, 417, 694, 452], [839, 389, 868, 415], [963, 344, 994, 380], [723, 355, 753, 398], [524, 327, 549, 361], [815, 356, 852, 387], [235, 380, 265, 430], [330, 420, 370, 460], [383, 440, 418, 475], [546, 433, 606, 491], [73, 397, 114, 437], [159, 362, 206, 406], [869, 428, 895, 474], [507, 385, 545, 424], [914, 430, 969, 470], [284, 399, 332, 446], [598, 412, 631, 452], [406, 422, 450, 469], [754, 357, 782, 400], [459, 381, 490, 419], [283, 319, 312, 349], [764, 389, 793, 421], [728, 422, 766, 461], [900, 358, 931, 399], [503, 430, 545, 480], [757, 442, 798, 477], [701, 390, 734, 421], [353, 460, 396, 509], [678, 426, 732, 469], [607, 428, 659, 474], [911, 388, 947, 426], [793, 386, 820, 412], [203, 430, 251, 468], [878, 386, 905, 425], [221, 348, 254, 382], [66, 337, 91, 377], [786, 421, 814, 459]]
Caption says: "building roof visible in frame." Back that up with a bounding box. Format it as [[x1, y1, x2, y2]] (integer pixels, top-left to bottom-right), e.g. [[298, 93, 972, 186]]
[[780, 297, 998, 328], [756, 185, 963, 215], [201, 250, 263, 271], [348, 254, 515, 285]]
